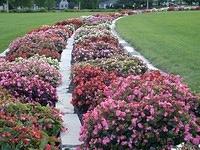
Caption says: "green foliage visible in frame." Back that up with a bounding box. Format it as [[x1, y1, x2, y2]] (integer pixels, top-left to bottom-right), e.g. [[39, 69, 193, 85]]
[[70, 0, 100, 9], [45, 0, 56, 10]]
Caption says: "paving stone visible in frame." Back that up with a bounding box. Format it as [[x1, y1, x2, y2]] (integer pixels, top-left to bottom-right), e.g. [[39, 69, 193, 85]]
[[56, 101, 74, 114], [61, 114, 83, 148], [0, 48, 9, 56], [56, 33, 82, 148]]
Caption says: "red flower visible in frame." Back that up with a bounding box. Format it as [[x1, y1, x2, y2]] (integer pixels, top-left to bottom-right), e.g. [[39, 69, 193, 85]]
[[45, 144, 52, 150], [31, 129, 42, 139]]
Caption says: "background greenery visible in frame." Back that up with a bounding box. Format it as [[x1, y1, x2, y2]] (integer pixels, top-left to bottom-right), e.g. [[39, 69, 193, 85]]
[[116, 11, 200, 92], [0, 0, 199, 11]]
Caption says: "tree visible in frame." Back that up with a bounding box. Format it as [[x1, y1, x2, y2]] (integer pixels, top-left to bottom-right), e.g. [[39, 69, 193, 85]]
[[70, 0, 83, 9], [34, 0, 46, 7], [44, 0, 55, 10], [70, 0, 99, 9]]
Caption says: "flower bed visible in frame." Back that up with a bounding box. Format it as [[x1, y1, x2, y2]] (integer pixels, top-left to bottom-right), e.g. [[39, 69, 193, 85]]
[[25, 54, 60, 70], [0, 71, 57, 106], [72, 23, 124, 63], [0, 86, 18, 105], [55, 18, 84, 29], [6, 33, 63, 61], [0, 56, 61, 87], [6, 23, 74, 61], [1, 10, 200, 149], [74, 55, 148, 77], [104, 71, 195, 104], [68, 12, 200, 149], [0, 103, 62, 149], [0, 87, 63, 150], [79, 98, 200, 149], [83, 13, 122, 25], [71, 65, 117, 113]]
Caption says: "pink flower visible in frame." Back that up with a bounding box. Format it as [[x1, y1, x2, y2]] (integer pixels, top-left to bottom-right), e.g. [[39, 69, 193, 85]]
[[192, 137, 200, 145], [102, 137, 110, 145]]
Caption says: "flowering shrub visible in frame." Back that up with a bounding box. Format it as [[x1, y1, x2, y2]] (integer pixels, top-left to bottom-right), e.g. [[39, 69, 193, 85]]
[[6, 36, 61, 61], [23, 54, 60, 70], [0, 71, 57, 106], [37, 48, 61, 60], [0, 57, 61, 87], [104, 71, 195, 105], [0, 86, 18, 105], [71, 65, 117, 113], [0, 86, 62, 149], [72, 23, 124, 62], [29, 25, 73, 39], [72, 41, 123, 63], [55, 18, 84, 29], [192, 6, 200, 10], [74, 25, 116, 44], [74, 24, 111, 43], [120, 9, 136, 15], [6, 23, 74, 61], [83, 13, 119, 25], [9, 33, 65, 54], [167, 7, 177, 11], [72, 23, 124, 63], [79, 99, 200, 149], [75, 55, 148, 77], [0, 102, 62, 149], [0, 57, 6, 62], [180, 143, 200, 150]]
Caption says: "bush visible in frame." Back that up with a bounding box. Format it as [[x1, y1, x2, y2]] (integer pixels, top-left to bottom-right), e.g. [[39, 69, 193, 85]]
[[104, 71, 195, 105], [55, 18, 84, 29], [0, 71, 57, 106], [6, 24, 73, 61], [28, 25, 72, 41], [74, 24, 111, 43], [83, 13, 120, 25], [0, 102, 62, 150], [0, 87, 63, 149], [191, 6, 200, 11], [0, 86, 18, 105], [24, 54, 60, 70], [0, 57, 61, 87], [167, 7, 177, 11], [75, 55, 148, 77], [71, 65, 117, 113], [180, 143, 200, 150], [9, 31, 66, 54], [6, 35, 62, 61], [72, 23, 124, 63], [74, 29, 117, 45], [79, 98, 200, 149], [72, 41, 124, 63]]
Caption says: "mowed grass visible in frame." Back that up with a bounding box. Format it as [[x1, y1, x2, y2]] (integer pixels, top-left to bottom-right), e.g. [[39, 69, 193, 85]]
[[0, 12, 93, 52], [116, 11, 200, 92]]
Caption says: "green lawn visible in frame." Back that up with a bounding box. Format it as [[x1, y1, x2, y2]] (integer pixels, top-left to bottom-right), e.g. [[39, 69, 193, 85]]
[[0, 12, 93, 52], [116, 11, 200, 92]]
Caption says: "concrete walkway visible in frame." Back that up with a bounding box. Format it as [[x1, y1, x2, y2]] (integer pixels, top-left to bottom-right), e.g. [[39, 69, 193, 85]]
[[56, 33, 82, 150]]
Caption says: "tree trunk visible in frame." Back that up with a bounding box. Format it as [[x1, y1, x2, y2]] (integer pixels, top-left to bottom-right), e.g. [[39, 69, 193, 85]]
[[6, 0, 9, 13], [79, 1, 81, 10], [147, 0, 149, 9]]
